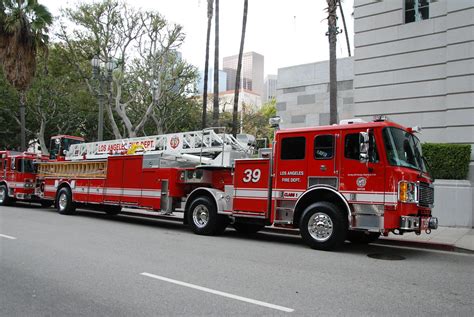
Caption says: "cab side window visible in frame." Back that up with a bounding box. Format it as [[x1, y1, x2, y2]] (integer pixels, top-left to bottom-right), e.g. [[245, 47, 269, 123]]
[[281, 137, 306, 160], [314, 135, 334, 159], [345, 133, 379, 162]]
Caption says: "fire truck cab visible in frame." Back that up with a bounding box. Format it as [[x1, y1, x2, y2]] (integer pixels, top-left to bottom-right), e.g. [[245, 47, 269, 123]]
[[230, 117, 438, 250], [49, 135, 85, 160]]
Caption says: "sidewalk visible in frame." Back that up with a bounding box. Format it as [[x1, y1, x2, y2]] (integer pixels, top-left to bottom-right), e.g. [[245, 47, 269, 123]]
[[378, 226, 474, 253]]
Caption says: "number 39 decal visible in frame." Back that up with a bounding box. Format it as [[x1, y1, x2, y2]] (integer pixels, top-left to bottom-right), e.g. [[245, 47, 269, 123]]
[[243, 169, 261, 183]]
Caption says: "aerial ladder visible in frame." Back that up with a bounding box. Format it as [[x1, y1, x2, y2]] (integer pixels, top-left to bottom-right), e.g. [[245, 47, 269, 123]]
[[66, 129, 255, 166], [38, 129, 256, 180]]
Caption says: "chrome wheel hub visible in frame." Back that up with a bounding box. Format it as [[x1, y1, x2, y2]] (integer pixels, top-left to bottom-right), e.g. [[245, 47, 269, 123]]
[[58, 193, 68, 211], [308, 212, 333, 242], [0, 188, 5, 203], [192, 204, 209, 228]]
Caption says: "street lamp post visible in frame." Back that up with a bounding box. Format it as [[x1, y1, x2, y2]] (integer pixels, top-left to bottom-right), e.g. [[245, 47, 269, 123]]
[[91, 56, 115, 142]]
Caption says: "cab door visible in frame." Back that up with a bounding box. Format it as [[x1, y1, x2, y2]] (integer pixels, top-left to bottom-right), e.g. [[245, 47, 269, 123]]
[[306, 132, 339, 189], [339, 128, 385, 228], [275, 133, 308, 192]]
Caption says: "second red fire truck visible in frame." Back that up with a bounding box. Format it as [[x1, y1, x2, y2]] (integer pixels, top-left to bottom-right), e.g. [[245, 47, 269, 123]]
[[27, 116, 437, 250]]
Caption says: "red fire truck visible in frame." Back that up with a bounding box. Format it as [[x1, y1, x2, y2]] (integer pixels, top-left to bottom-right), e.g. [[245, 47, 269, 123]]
[[0, 151, 48, 206], [35, 117, 438, 250], [0, 135, 84, 207]]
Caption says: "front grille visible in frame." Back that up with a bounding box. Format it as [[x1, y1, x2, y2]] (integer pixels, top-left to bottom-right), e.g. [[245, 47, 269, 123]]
[[418, 182, 434, 207]]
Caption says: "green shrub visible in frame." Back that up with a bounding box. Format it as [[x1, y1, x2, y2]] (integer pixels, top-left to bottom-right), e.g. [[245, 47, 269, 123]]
[[422, 143, 471, 180]]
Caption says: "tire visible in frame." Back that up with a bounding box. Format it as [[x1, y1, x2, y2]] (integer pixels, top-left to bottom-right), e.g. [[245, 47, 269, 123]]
[[0, 184, 12, 206], [56, 187, 76, 215], [187, 196, 228, 235], [299, 201, 348, 251], [233, 222, 265, 234], [40, 200, 54, 208], [103, 205, 122, 215], [347, 231, 381, 244]]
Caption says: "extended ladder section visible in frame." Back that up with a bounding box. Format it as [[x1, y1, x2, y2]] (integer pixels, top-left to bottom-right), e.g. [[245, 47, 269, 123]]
[[66, 129, 253, 167]]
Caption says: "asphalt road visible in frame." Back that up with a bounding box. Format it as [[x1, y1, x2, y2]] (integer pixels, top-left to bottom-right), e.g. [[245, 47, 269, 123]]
[[1, 204, 473, 316]]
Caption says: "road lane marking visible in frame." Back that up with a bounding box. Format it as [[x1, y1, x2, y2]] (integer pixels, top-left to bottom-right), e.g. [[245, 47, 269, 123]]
[[140, 272, 294, 313], [0, 234, 17, 240]]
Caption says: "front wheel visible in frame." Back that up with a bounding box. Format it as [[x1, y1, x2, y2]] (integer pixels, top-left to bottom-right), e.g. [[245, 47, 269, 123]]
[[56, 187, 76, 215], [187, 196, 228, 235], [299, 202, 348, 251], [0, 184, 13, 206]]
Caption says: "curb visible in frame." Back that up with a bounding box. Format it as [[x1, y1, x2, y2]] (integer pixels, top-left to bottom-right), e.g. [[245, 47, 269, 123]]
[[263, 227, 474, 253], [376, 238, 456, 252]]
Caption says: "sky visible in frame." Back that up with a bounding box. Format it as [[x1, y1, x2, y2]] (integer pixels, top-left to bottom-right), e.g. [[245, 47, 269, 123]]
[[42, 0, 354, 77]]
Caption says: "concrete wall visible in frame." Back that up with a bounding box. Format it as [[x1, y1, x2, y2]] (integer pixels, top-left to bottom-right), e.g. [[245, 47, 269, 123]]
[[354, 0, 474, 227], [276, 57, 354, 129], [353, 0, 474, 161], [433, 180, 473, 228]]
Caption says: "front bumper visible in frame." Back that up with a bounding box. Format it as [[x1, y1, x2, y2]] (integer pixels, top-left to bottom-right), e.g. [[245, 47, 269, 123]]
[[400, 216, 438, 231]]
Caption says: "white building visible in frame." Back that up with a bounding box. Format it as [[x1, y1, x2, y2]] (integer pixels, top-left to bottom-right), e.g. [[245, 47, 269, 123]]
[[218, 90, 262, 113], [352, 0, 474, 156], [264, 75, 277, 103], [223, 52, 264, 97]]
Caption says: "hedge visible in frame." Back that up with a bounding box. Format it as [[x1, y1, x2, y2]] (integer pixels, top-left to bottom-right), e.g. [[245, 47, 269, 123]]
[[422, 143, 471, 180]]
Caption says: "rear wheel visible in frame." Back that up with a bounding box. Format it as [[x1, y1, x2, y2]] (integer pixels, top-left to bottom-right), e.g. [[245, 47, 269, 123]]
[[56, 187, 76, 215], [187, 196, 228, 235], [347, 231, 381, 244], [233, 222, 265, 234], [0, 184, 12, 206], [299, 201, 348, 251]]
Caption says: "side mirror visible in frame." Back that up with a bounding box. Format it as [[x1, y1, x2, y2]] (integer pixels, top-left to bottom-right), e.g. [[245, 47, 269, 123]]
[[359, 131, 369, 163]]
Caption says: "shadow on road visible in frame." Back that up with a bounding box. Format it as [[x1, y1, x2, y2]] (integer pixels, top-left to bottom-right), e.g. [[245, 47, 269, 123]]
[[6, 203, 461, 259]]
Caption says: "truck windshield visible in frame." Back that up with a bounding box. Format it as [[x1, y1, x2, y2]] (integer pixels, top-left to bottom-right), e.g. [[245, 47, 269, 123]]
[[382, 127, 426, 172], [18, 159, 36, 173]]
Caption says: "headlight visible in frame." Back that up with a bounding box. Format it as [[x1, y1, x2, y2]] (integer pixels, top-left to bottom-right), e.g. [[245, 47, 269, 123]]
[[398, 181, 418, 203]]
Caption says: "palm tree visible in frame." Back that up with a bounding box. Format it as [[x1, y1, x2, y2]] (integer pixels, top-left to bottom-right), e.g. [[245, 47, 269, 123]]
[[231, 0, 248, 136], [202, 0, 213, 129], [212, 0, 219, 127], [326, 0, 339, 125], [0, 0, 52, 151]]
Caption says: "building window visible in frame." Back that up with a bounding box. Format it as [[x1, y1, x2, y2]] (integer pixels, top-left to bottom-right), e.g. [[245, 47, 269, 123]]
[[314, 135, 334, 160], [281, 137, 306, 160], [405, 0, 429, 23]]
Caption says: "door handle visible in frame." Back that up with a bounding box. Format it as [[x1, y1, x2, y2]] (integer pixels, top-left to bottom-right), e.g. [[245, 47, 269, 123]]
[[320, 165, 327, 171]]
